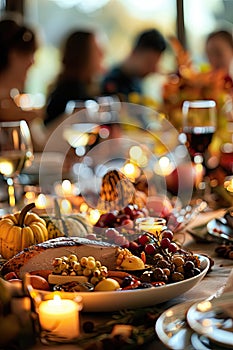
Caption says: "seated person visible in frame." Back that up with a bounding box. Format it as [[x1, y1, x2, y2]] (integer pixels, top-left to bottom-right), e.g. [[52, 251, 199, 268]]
[[44, 30, 104, 126], [0, 18, 44, 150], [205, 29, 233, 90], [100, 28, 167, 101]]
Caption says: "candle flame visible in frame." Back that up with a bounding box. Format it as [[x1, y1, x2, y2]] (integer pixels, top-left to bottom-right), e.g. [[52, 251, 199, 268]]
[[53, 294, 61, 302]]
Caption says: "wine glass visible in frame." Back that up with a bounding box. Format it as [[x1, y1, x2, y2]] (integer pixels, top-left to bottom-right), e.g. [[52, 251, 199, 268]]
[[182, 100, 217, 195], [0, 120, 33, 209]]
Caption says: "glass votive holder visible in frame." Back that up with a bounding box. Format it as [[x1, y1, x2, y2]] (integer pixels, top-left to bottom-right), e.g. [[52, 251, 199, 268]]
[[29, 288, 83, 344], [135, 216, 166, 237]]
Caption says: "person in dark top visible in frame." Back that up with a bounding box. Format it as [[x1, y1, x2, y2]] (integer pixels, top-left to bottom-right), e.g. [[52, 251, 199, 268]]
[[44, 30, 104, 126], [101, 28, 167, 101]]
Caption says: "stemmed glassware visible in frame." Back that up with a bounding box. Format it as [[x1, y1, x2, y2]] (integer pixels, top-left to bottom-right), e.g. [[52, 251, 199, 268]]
[[0, 120, 33, 209], [182, 100, 217, 196]]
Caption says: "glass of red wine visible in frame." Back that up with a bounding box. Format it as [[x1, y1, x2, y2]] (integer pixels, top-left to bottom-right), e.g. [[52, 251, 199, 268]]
[[182, 100, 217, 196]]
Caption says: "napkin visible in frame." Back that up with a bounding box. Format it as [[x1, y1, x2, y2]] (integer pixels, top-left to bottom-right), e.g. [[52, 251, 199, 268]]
[[186, 209, 226, 242]]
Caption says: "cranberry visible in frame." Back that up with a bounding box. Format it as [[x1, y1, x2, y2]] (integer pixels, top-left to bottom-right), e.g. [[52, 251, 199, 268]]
[[129, 241, 140, 250], [160, 237, 171, 249], [138, 234, 150, 246], [123, 205, 134, 219], [116, 214, 130, 224], [162, 229, 174, 241], [97, 212, 117, 227], [145, 243, 156, 255], [168, 242, 177, 253]]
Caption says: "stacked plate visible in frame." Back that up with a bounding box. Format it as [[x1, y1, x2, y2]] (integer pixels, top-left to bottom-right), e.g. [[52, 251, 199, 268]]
[[156, 291, 233, 349], [187, 212, 233, 244]]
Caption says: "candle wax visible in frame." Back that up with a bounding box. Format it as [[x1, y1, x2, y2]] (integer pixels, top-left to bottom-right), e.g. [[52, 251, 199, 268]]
[[38, 298, 79, 340]]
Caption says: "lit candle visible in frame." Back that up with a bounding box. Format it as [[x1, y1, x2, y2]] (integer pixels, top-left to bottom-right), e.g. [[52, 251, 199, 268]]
[[136, 217, 166, 236], [38, 295, 80, 340]]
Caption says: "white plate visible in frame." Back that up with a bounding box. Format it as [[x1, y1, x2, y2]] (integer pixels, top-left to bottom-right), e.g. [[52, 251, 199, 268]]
[[155, 300, 229, 350], [34, 255, 209, 312], [207, 218, 233, 243], [156, 300, 195, 349], [187, 291, 233, 349]]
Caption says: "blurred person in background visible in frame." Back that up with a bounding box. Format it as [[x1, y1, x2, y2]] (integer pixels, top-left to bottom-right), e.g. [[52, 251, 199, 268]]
[[100, 28, 167, 101], [44, 30, 105, 126], [0, 18, 45, 151], [205, 29, 233, 90]]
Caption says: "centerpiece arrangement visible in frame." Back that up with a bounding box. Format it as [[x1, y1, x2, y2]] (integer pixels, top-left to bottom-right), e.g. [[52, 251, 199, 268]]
[[0, 168, 212, 347]]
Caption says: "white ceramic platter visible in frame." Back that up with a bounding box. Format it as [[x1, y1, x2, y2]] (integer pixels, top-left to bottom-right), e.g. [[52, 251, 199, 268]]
[[35, 255, 209, 312]]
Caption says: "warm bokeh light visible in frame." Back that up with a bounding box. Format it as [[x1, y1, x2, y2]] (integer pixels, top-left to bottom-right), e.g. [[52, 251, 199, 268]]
[[0, 160, 13, 176], [224, 178, 233, 193], [129, 145, 143, 159], [197, 300, 212, 312], [62, 179, 72, 195], [80, 202, 89, 213], [89, 209, 101, 225], [63, 129, 89, 148], [128, 145, 149, 167], [60, 199, 72, 214], [123, 162, 141, 181], [153, 156, 175, 176], [35, 193, 48, 209]]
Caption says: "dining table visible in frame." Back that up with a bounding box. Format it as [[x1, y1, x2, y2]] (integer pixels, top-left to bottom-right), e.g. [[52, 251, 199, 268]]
[[1, 101, 233, 350], [29, 208, 233, 350]]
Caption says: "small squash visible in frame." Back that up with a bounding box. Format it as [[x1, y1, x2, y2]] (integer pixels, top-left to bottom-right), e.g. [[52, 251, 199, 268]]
[[0, 203, 48, 260], [43, 199, 92, 239]]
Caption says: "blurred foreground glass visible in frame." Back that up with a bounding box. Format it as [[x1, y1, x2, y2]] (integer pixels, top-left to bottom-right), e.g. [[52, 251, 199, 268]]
[[0, 121, 33, 209]]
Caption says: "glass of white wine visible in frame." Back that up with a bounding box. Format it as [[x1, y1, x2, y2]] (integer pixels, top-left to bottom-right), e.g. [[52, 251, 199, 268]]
[[0, 120, 33, 209]]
